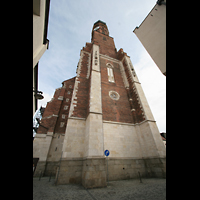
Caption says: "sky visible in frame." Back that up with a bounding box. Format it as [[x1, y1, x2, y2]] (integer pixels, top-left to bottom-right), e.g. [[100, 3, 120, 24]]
[[38, 0, 166, 133]]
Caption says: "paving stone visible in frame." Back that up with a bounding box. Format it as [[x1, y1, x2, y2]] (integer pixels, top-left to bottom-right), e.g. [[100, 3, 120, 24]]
[[33, 177, 166, 200]]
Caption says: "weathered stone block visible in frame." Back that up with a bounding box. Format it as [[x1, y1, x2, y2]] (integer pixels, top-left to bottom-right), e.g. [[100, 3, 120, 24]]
[[82, 158, 107, 188], [33, 161, 46, 177]]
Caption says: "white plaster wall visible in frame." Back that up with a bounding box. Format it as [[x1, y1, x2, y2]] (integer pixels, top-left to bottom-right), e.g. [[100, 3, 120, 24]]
[[62, 118, 86, 158], [133, 2, 166, 74], [33, 0, 48, 67], [103, 122, 142, 158]]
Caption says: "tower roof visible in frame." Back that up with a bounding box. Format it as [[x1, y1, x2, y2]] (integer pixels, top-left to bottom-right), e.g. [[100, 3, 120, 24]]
[[92, 20, 109, 38], [94, 20, 107, 26]]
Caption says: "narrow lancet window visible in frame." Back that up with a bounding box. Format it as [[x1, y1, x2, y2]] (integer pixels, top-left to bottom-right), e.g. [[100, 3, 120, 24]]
[[107, 64, 115, 83]]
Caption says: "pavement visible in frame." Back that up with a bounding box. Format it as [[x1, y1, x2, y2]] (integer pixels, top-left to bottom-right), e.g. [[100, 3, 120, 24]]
[[33, 177, 166, 200]]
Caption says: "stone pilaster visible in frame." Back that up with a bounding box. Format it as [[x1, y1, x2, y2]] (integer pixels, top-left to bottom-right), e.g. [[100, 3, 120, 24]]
[[83, 44, 106, 188]]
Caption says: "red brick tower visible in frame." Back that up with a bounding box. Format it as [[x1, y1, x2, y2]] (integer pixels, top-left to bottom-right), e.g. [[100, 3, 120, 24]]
[[33, 20, 166, 188]]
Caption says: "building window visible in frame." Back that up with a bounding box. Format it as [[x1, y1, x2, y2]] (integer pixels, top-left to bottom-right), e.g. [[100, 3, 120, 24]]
[[107, 63, 115, 83], [66, 98, 69, 102], [67, 91, 71, 95], [109, 91, 120, 100], [60, 122, 64, 127], [64, 105, 68, 110], [62, 114, 65, 119]]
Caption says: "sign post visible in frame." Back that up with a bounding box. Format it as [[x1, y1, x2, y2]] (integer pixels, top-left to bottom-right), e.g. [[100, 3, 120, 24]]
[[104, 150, 110, 183]]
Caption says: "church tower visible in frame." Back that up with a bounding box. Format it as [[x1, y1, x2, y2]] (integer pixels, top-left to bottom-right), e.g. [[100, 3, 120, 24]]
[[33, 20, 166, 188]]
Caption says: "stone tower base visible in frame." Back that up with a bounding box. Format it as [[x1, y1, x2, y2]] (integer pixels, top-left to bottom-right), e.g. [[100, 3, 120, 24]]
[[107, 157, 166, 180], [55, 156, 165, 188], [56, 157, 107, 188], [82, 158, 107, 188]]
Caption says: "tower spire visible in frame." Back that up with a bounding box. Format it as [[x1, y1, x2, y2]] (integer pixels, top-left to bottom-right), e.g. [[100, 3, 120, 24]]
[[92, 20, 109, 40]]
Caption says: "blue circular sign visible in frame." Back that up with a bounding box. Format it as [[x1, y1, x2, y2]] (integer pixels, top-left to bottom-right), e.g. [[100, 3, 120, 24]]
[[104, 150, 110, 156]]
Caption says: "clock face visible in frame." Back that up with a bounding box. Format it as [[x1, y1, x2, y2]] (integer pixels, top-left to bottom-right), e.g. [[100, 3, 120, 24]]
[[109, 91, 120, 100]]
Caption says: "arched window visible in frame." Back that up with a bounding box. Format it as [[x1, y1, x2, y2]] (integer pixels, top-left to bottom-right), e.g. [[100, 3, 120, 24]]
[[106, 63, 115, 83]]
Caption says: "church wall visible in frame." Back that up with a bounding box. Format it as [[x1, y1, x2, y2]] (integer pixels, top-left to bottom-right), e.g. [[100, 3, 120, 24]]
[[82, 158, 107, 188], [107, 157, 166, 181], [122, 57, 145, 124], [43, 133, 65, 176], [134, 82, 155, 121], [148, 121, 166, 157], [56, 158, 84, 185], [34, 21, 166, 185], [33, 132, 53, 176], [134, 120, 166, 159], [40, 88, 62, 118], [34, 77, 75, 177], [140, 121, 166, 158], [46, 133, 65, 162], [54, 78, 75, 133], [62, 118, 86, 158], [102, 120, 166, 180], [37, 77, 75, 134], [89, 71, 102, 113], [85, 113, 104, 157], [70, 77, 89, 118], [69, 51, 90, 119], [100, 57, 133, 123], [33, 133, 53, 161], [92, 31, 117, 59], [85, 44, 104, 157], [103, 121, 142, 158]]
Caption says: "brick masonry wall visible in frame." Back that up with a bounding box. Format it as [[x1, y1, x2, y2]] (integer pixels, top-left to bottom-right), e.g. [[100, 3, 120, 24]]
[[91, 28, 144, 124], [54, 77, 76, 133], [93, 31, 117, 59], [37, 77, 76, 134], [37, 25, 145, 133], [122, 58, 145, 123], [82, 42, 92, 53], [71, 52, 90, 118], [100, 57, 134, 123]]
